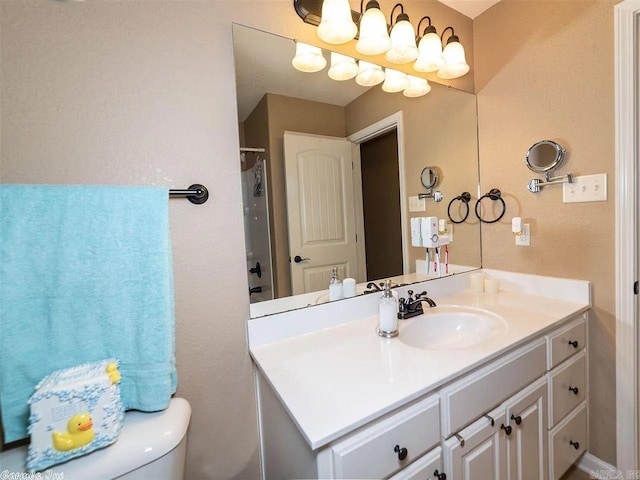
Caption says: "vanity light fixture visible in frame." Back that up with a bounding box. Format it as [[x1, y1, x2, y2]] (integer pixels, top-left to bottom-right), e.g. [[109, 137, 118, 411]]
[[385, 4, 418, 64], [403, 75, 431, 97], [356, 0, 391, 55], [355, 60, 385, 86], [381, 68, 409, 93], [413, 16, 445, 73], [317, 0, 358, 44], [292, 42, 327, 72], [328, 52, 359, 80], [437, 27, 470, 79]]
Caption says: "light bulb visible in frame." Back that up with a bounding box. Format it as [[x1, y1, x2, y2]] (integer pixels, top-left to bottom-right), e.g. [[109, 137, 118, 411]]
[[328, 52, 358, 81], [403, 75, 431, 97], [414, 28, 444, 73], [291, 42, 327, 73], [355, 61, 385, 86], [317, 0, 358, 45], [385, 13, 418, 64], [356, 0, 391, 56], [382, 68, 409, 93], [438, 36, 470, 79]]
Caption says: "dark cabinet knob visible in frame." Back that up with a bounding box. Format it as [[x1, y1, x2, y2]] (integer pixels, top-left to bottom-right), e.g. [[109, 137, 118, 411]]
[[569, 386, 579, 395], [568, 340, 579, 348], [434, 469, 447, 480], [249, 286, 262, 295], [500, 424, 512, 435], [570, 440, 580, 450], [293, 255, 310, 263], [249, 262, 262, 278], [510, 414, 522, 425], [394, 445, 408, 461]]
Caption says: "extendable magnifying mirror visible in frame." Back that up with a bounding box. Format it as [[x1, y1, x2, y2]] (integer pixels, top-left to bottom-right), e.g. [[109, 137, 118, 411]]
[[525, 140, 573, 193], [419, 166, 443, 202]]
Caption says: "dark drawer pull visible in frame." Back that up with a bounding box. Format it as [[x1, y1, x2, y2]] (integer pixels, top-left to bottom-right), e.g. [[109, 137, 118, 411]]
[[570, 440, 580, 450], [569, 386, 579, 395], [500, 424, 512, 435], [510, 414, 522, 425], [434, 469, 447, 480], [394, 445, 408, 461], [568, 340, 579, 348]]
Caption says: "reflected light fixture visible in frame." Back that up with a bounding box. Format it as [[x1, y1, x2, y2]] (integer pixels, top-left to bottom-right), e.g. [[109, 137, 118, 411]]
[[328, 52, 358, 80], [403, 75, 431, 97], [414, 16, 444, 73], [385, 4, 418, 64], [356, 0, 391, 56], [292, 42, 327, 72], [355, 60, 385, 86], [382, 68, 409, 93], [437, 27, 470, 79], [317, 0, 358, 44]]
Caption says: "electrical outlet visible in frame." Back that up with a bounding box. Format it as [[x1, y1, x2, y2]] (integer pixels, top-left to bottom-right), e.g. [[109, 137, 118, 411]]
[[409, 195, 426, 212], [563, 174, 607, 203], [515, 224, 530, 246]]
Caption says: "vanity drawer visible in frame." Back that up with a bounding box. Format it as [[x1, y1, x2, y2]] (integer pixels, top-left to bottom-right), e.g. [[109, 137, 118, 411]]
[[549, 403, 587, 480], [548, 351, 586, 428], [547, 315, 586, 369], [389, 446, 444, 480], [330, 394, 440, 479], [440, 339, 546, 438]]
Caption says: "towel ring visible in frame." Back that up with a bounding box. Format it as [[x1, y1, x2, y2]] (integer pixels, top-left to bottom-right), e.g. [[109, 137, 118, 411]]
[[475, 188, 506, 224], [447, 192, 472, 224]]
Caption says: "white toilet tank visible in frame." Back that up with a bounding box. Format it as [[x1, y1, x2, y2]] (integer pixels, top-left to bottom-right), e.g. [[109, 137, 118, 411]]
[[0, 397, 191, 479]]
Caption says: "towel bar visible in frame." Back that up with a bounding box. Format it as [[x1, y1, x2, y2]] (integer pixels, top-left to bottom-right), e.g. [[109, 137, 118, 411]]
[[169, 184, 209, 204]]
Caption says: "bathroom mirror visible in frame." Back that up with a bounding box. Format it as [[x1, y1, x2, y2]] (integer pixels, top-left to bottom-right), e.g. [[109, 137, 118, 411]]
[[525, 140, 566, 174], [420, 167, 439, 190], [233, 24, 482, 318]]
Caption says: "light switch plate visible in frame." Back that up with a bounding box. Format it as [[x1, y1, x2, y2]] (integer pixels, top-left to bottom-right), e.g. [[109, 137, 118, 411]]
[[409, 195, 426, 212], [563, 174, 607, 203]]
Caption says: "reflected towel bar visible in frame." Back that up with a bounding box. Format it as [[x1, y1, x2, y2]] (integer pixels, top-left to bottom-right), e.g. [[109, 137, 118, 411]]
[[169, 184, 209, 204]]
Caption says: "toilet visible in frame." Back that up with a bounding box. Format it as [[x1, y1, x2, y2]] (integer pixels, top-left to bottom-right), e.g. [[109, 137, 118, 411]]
[[0, 397, 191, 479]]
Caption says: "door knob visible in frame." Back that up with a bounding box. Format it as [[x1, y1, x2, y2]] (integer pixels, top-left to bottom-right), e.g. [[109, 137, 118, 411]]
[[570, 440, 580, 450], [501, 424, 512, 435], [249, 262, 262, 278], [510, 414, 522, 425], [293, 255, 310, 263], [568, 386, 579, 395], [568, 340, 579, 348]]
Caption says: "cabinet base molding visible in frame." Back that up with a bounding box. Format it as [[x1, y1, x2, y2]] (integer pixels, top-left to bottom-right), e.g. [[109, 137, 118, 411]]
[[576, 452, 616, 475]]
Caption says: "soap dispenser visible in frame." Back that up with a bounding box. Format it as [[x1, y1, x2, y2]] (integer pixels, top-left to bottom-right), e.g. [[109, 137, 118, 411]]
[[378, 280, 398, 338], [329, 267, 343, 301]]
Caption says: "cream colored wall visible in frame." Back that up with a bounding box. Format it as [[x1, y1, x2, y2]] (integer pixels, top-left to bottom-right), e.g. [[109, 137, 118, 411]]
[[345, 84, 481, 271], [474, 0, 618, 464], [0, 1, 473, 478]]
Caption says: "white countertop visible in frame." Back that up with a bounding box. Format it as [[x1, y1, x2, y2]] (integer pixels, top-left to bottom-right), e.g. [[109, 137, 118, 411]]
[[249, 286, 589, 450]]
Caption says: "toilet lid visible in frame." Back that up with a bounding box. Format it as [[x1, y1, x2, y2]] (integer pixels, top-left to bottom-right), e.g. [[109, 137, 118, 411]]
[[0, 397, 191, 478]]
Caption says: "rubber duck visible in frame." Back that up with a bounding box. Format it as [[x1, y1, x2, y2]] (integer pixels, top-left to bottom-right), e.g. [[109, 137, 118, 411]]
[[106, 362, 121, 384], [52, 413, 95, 451]]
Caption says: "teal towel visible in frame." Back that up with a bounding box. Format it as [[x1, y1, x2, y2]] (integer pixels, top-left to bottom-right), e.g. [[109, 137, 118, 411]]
[[0, 185, 176, 442]]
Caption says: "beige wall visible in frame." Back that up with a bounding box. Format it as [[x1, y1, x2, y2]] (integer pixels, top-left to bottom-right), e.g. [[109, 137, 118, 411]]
[[474, 0, 618, 465], [345, 83, 482, 270], [0, 1, 471, 478]]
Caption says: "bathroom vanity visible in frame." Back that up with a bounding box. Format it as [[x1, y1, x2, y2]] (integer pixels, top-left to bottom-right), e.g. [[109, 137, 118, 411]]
[[248, 271, 590, 479]]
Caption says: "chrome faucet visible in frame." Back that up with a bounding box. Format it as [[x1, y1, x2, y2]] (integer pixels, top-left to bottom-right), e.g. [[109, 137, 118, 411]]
[[397, 290, 437, 319]]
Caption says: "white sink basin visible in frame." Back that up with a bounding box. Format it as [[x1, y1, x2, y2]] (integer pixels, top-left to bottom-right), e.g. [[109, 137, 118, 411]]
[[399, 305, 508, 350]]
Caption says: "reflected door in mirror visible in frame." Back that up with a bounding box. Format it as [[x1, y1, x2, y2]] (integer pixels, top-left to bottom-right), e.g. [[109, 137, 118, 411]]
[[284, 132, 359, 294]]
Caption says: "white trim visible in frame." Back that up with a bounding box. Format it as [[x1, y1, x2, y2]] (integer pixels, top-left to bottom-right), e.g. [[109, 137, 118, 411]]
[[348, 112, 410, 274], [576, 452, 617, 475], [615, 0, 640, 472]]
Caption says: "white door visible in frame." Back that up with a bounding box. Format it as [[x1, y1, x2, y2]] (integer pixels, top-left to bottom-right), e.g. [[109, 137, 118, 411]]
[[284, 131, 359, 295], [443, 405, 508, 480], [504, 378, 548, 480]]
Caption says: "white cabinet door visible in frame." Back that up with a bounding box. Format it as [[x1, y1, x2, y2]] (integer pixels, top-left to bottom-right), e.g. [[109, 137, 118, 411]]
[[504, 377, 549, 480], [443, 405, 508, 480]]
